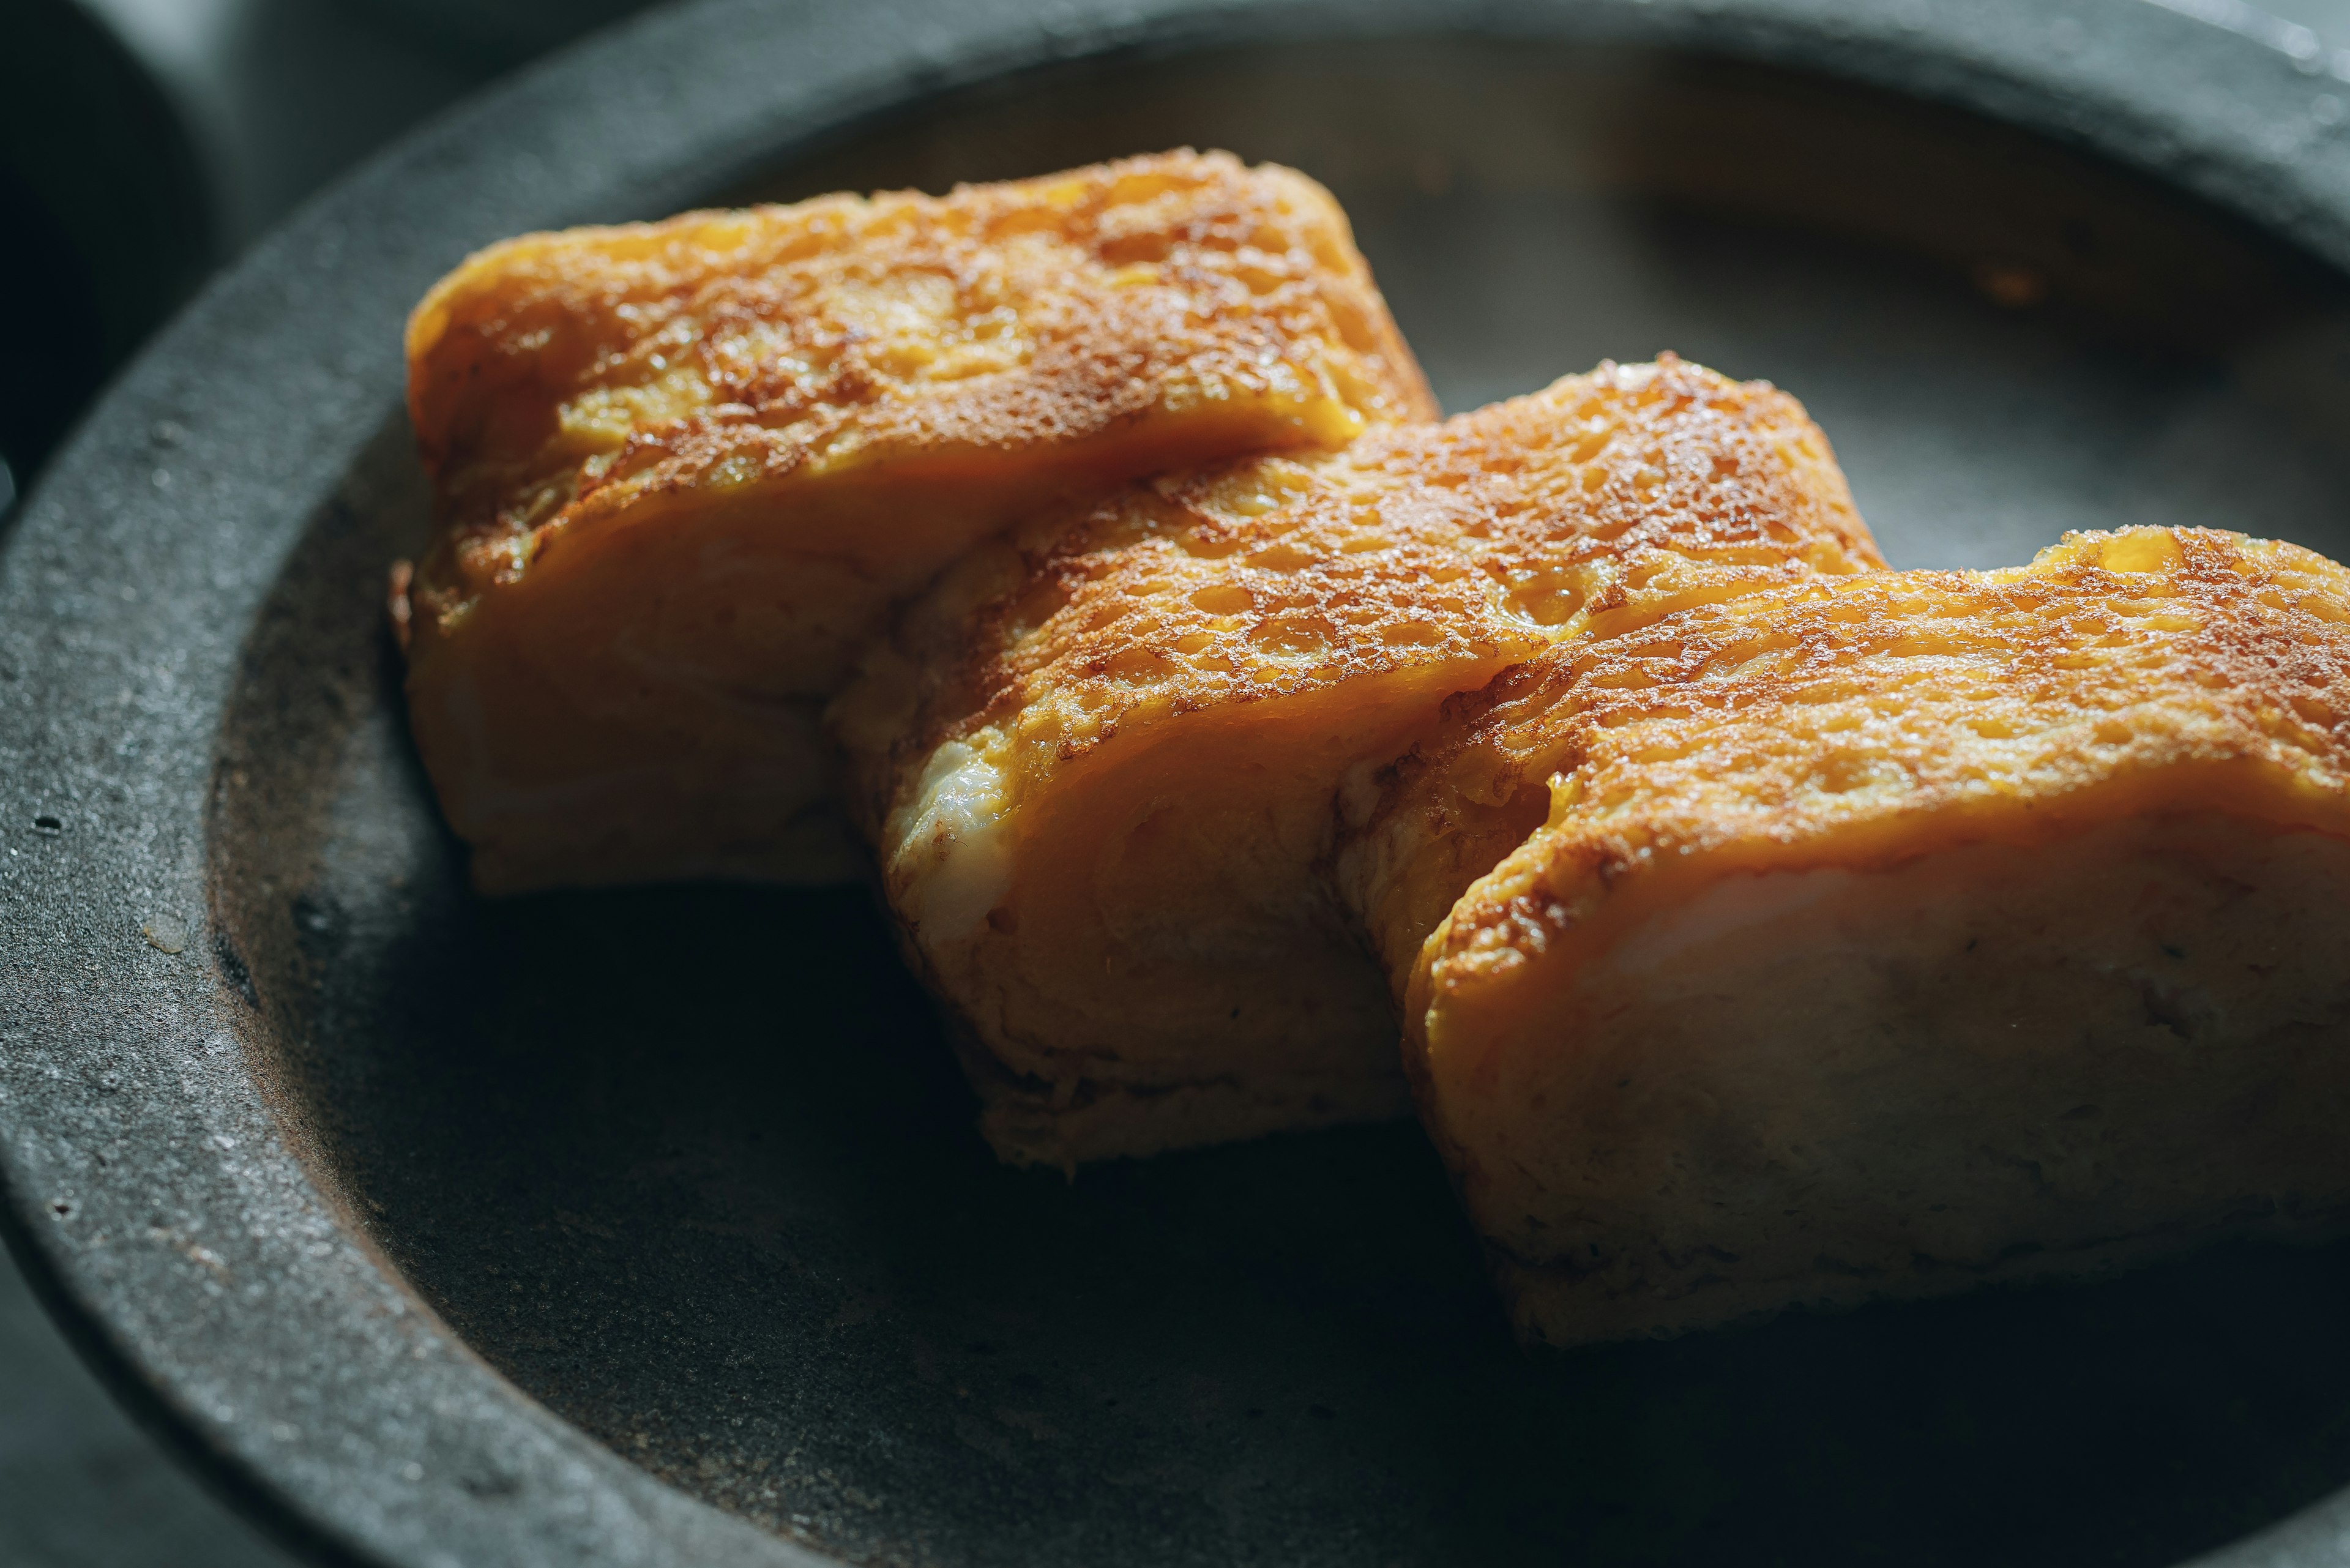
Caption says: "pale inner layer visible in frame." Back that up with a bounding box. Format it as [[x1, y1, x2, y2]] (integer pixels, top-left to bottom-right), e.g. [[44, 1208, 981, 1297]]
[[1450, 813, 2350, 1346]]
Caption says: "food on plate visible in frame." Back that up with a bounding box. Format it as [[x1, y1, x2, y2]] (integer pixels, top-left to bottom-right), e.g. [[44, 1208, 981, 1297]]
[[396, 151, 1434, 894], [391, 142, 2350, 1348], [1343, 527, 2350, 1344], [835, 356, 1882, 1167]]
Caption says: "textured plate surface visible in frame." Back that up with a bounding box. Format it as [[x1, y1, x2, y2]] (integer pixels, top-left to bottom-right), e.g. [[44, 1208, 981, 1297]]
[[13, 3, 2350, 1566]]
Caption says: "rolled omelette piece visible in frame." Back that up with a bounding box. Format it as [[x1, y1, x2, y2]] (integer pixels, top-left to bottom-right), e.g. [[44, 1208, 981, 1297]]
[[833, 356, 1883, 1167], [1344, 526, 2350, 1346], [398, 149, 1435, 894]]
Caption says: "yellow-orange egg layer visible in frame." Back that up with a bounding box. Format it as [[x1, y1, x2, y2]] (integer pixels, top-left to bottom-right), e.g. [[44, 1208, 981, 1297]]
[[400, 150, 1432, 893]]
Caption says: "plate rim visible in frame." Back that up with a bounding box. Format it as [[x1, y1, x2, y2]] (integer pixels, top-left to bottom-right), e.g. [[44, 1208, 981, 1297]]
[[5, 1, 2350, 1563]]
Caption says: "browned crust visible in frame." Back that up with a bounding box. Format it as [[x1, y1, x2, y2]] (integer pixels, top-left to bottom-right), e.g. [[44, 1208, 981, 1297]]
[[1420, 527, 2350, 1007], [1363, 528, 2350, 1343], [394, 150, 1444, 898], [843, 354, 1884, 842], [834, 357, 1887, 1171], [1346, 527, 2350, 1005], [403, 149, 1434, 638]]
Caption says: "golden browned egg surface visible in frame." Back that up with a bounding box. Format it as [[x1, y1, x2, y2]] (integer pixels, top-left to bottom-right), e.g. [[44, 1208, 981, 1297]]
[[1352, 528, 2350, 1343], [399, 150, 1433, 894], [394, 152, 2350, 1350], [835, 356, 1881, 1167]]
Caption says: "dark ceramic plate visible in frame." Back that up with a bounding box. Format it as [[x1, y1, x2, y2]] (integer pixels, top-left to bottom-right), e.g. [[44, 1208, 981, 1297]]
[[12, 2, 2350, 1564]]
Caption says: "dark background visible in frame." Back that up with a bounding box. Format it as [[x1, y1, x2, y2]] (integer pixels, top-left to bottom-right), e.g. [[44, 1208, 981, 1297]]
[[7, 1, 2350, 1564]]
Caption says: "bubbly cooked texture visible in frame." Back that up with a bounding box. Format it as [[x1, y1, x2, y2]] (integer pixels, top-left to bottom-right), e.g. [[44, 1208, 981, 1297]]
[[836, 357, 1881, 1167], [398, 150, 1434, 894], [1345, 528, 2350, 1345]]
